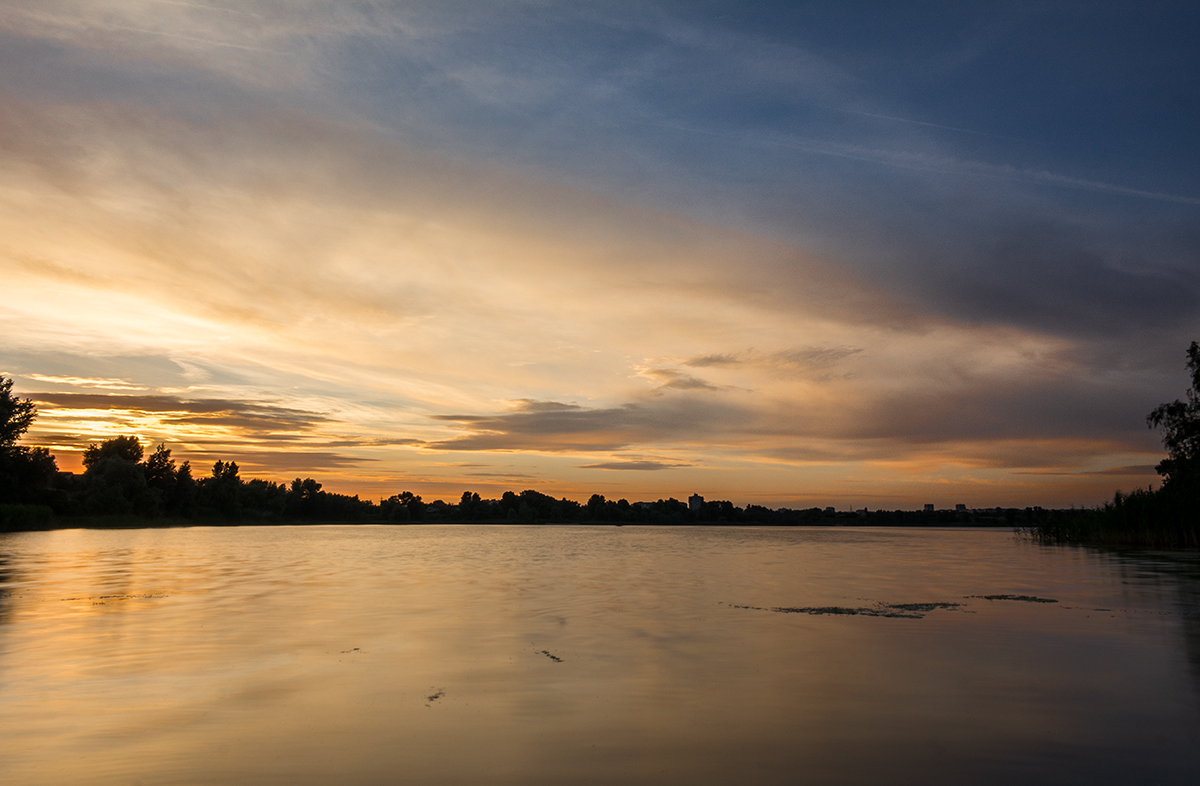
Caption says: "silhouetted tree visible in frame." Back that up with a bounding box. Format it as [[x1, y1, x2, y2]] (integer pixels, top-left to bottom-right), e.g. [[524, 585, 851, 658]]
[[457, 491, 484, 519], [0, 377, 36, 451], [83, 435, 144, 469], [286, 477, 323, 519], [78, 439, 201, 518], [1148, 341, 1200, 488], [0, 377, 59, 506], [382, 491, 425, 521], [80, 436, 153, 515], [423, 498, 450, 520], [1033, 342, 1200, 545], [142, 443, 178, 515], [144, 444, 176, 488], [173, 459, 197, 515], [0, 446, 58, 506], [275, 477, 370, 521], [696, 499, 737, 523], [199, 460, 243, 518]]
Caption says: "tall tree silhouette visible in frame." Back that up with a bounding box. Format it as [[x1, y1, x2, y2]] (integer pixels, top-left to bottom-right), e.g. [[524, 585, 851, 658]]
[[0, 376, 58, 505], [0, 377, 36, 451], [1148, 341, 1200, 488], [81, 436, 152, 515], [83, 435, 144, 469]]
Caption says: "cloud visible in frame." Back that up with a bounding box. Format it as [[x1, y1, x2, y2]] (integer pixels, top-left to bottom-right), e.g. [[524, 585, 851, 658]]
[[209, 451, 375, 475], [465, 471, 541, 480], [422, 361, 1163, 467], [750, 130, 1200, 207], [578, 459, 692, 471], [324, 438, 425, 448], [1084, 465, 1158, 477], [29, 392, 332, 434], [1018, 464, 1160, 478], [25, 374, 143, 390], [428, 397, 754, 453], [682, 353, 741, 367], [638, 368, 719, 392], [684, 346, 863, 376]]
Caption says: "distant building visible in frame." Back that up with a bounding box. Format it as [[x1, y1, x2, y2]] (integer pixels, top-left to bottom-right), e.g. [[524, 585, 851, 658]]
[[923, 504, 934, 513], [825, 507, 835, 514], [955, 504, 967, 512], [688, 494, 703, 511]]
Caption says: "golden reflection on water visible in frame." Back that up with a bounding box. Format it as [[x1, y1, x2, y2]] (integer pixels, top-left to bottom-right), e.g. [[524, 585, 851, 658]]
[[1, 526, 1198, 785]]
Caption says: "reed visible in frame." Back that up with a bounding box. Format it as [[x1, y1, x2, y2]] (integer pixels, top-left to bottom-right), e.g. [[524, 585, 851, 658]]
[[1027, 484, 1200, 548]]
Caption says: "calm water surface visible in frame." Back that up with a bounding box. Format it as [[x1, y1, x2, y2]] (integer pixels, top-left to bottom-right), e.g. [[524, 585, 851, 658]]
[[1, 526, 1198, 785]]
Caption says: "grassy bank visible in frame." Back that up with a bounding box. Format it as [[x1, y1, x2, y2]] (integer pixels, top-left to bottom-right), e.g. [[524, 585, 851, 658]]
[[1026, 484, 1200, 548], [0, 504, 54, 531]]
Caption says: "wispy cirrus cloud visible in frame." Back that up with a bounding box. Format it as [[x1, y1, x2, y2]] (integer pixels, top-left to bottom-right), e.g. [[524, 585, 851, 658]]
[[736, 127, 1200, 206]]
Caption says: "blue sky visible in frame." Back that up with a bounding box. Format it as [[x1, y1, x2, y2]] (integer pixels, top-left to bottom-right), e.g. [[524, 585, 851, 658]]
[[1, 1, 1197, 507]]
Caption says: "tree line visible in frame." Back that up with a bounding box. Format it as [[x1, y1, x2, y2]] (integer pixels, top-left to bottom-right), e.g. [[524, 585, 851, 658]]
[[1031, 341, 1200, 547]]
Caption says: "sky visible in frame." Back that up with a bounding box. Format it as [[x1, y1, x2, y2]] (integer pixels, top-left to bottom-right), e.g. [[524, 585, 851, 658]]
[[1, 1, 1198, 509]]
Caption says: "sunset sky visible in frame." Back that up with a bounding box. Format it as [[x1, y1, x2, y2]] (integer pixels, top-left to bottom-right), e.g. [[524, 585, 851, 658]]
[[2, 1, 1198, 509]]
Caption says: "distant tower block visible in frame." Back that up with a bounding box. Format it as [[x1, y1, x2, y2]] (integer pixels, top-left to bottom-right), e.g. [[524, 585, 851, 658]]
[[688, 494, 703, 511], [924, 503, 935, 513]]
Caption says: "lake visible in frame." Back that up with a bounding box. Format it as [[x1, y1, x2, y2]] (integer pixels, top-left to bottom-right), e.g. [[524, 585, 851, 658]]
[[1, 525, 1198, 785]]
